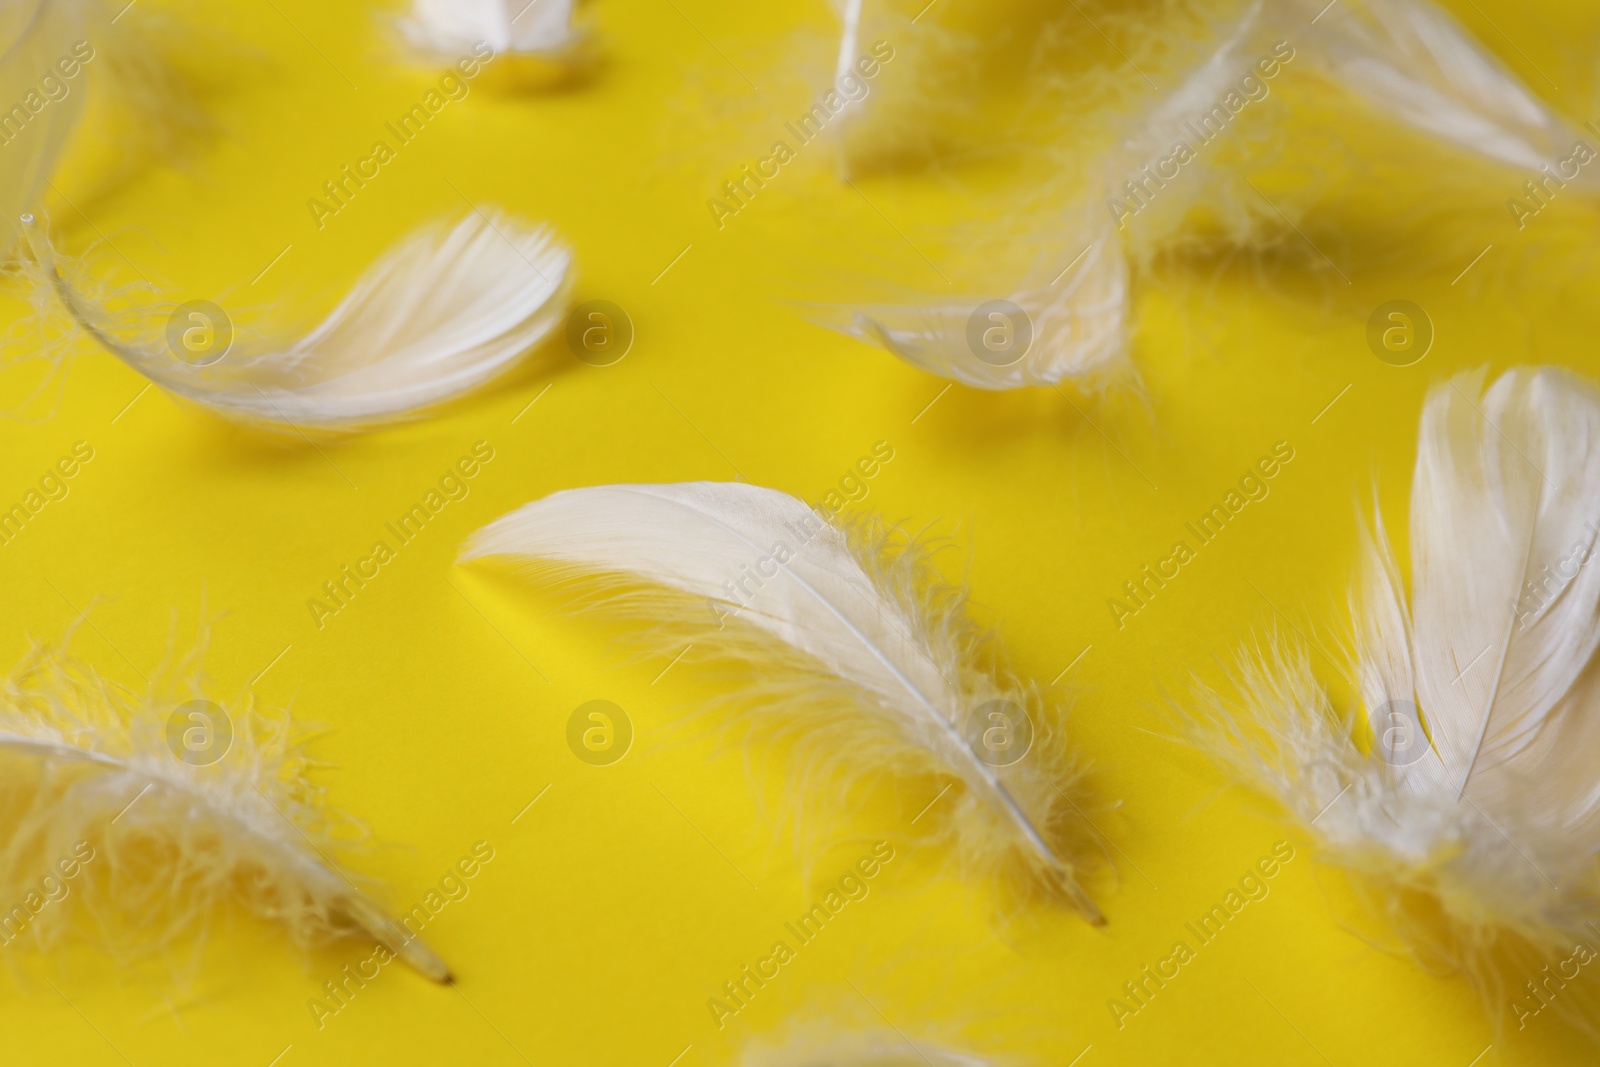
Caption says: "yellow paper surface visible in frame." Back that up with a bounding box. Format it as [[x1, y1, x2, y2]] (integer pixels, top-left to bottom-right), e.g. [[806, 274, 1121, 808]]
[[2, 0, 1599, 1063]]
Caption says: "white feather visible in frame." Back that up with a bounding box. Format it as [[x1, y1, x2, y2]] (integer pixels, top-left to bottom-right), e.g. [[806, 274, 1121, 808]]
[[815, 2, 1267, 390], [0, 0, 91, 253], [1290, 0, 1591, 179], [461, 482, 1103, 920], [742, 1026, 994, 1067], [14, 210, 572, 429], [399, 0, 579, 58], [820, 0, 1595, 391], [1191, 368, 1600, 987], [0, 626, 448, 981]]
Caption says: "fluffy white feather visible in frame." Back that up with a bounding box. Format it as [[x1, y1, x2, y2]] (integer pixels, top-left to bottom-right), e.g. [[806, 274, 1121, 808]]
[[0, 626, 448, 981], [398, 0, 579, 59], [1190, 368, 1600, 995], [461, 482, 1102, 921], [11, 210, 572, 429]]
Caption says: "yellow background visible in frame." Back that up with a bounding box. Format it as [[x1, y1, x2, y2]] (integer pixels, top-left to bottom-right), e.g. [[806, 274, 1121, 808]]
[[3, 0, 1600, 1063]]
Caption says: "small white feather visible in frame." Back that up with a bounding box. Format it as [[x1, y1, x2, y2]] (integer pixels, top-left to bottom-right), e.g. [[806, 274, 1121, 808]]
[[0, 626, 448, 981], [461, 481, 1103, 921], [14, 210, 572, 429], [398, 0, 579, 59], [1190, 367, 1600, 993]]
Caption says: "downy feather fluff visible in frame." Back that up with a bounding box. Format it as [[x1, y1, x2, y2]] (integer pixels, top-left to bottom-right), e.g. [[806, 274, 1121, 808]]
[[1188, 367, 1600, 1005], [0, 624, 448, 981], [460, 481, 1102, 921], [819, 0, 1597, 389], [7, 210, 572, 428]]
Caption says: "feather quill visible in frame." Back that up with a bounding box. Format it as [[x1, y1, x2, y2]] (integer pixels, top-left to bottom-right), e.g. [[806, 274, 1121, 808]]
[[1188, 367, 1600, 997], [0, 625, 448, 981], [9, 210, 572, 429], [460, 481, 1102, 921]]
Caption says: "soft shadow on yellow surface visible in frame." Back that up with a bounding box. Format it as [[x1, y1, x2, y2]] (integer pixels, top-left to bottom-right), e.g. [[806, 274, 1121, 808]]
[[0, 0, 1598, 1064]]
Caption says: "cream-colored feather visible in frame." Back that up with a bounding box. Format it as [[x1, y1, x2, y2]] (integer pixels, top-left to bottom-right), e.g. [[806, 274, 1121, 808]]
[[10, 210, 572, 429], [1189, 368, 1600, 999], [461, 481, 1102, 921], [0, 625, 448, 981]]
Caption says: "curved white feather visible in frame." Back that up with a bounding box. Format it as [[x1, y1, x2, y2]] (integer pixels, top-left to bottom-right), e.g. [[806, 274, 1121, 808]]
[[19, 209, 572, 429], [0, 632, 448, 981], [814, 223, 1127, 390], [461, 481, 1102, 920], [1290, 0, 1590, 178]]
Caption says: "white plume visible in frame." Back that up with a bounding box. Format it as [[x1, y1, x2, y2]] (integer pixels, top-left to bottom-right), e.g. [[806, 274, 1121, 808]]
[[10, 209, 572, 429], [1188, 368, 1600, 995], [398, 0, 580, 60], [461, 482, 1103, 921], [0, 624, 449, 982]]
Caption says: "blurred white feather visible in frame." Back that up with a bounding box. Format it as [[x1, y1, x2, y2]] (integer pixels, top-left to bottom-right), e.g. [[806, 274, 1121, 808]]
[[819, 0, 1597, 390], [1189, 367, 1600, 989], [0, 624, 449, 982], [10, 209, 572, 429], [742, 1026, 994, 1067], [0, 0, 91, 253], [461, 481, 1103, 921], [398, 0, 579, 59], [814, 1, 1267, 390], [1290, 0, 1594, 181]]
